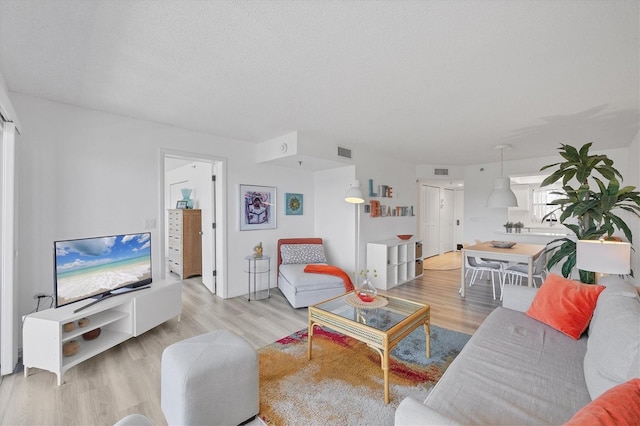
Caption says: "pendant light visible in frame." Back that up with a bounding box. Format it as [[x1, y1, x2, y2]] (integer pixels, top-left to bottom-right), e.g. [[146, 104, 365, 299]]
[[487, 144, 518, 208]]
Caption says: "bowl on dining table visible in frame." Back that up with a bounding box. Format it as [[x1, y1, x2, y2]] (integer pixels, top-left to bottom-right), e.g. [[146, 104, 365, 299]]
[[490, 241, 516, 249]]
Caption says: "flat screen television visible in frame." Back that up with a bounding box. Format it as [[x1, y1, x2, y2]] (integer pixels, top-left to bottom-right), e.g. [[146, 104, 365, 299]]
[[54, 232, 152, 311]]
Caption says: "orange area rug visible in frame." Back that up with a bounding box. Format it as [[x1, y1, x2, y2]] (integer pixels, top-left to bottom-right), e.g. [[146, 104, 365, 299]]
[[258, 325, 470, 425]]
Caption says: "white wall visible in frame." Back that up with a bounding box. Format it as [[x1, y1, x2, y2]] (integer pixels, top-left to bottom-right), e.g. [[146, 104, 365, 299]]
[[627, 133, 639, 276], [314, 166, 356, 273], [12, 93, 322, 319], [356, 149, 419, 272]]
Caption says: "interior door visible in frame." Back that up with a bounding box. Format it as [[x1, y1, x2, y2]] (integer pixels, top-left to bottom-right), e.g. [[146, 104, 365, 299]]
[[454, 189, 464, 249], [440, 189, 454, 253], [422, 185, 440, 257]]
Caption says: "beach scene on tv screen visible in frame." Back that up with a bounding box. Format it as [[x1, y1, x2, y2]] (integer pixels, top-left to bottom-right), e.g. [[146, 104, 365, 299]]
[[55, 233, 152, 306]]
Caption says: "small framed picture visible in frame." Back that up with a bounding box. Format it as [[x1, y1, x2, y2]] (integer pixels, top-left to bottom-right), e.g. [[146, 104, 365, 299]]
[[285, 193, 303, 215], [240, 184, 277, 230], [176, 200, 188, 209]]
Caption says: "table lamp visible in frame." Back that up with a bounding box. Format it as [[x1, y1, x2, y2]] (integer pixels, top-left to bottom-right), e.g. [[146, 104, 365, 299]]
[[575, 239, 631, 283]]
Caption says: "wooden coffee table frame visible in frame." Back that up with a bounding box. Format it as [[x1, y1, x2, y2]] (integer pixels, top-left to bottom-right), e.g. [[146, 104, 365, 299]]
[[308, 292, 430, 404]]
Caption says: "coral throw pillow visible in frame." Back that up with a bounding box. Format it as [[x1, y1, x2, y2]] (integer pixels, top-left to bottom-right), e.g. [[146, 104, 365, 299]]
[[564, 378, 640, 425], [526, 274, 605, 339]]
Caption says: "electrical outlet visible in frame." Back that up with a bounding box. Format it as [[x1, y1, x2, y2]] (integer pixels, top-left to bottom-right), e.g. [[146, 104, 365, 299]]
[[33, 293, 47, 299]]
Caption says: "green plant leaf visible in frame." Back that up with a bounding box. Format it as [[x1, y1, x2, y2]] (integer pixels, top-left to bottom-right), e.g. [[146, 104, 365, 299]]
[[538, 143, 639, 282]]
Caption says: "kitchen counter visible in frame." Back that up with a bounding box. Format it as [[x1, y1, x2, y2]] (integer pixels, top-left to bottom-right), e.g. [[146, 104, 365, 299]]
[[495, 228, 574, 245], [497, 230, 570, 237]]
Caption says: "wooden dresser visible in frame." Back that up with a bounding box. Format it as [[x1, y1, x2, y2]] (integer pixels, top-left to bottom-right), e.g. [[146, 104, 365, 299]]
[[168, 209, 202, 279]]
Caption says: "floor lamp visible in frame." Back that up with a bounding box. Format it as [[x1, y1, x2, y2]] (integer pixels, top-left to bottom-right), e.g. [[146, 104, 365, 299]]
[[576, 239, 631, 283], [345, 181, 365, 279]]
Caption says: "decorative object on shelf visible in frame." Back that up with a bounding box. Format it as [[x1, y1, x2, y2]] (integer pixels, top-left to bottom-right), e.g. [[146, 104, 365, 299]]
[[180, 188, 193, 209], [63, 322, 75, 332], [176, 200, 188, 209], [78, 317, 89, 328], [240, 184, 277, 231], [540, 143, 640, 283], [490, 241, 516, 249], [344, 292, 388, 309], [344, 181, 365, 276], [487, 144, 518, 208], [370, 200, 381, 217], [503, 221, 514, 233], [63, 340, 79, 357], [82, 327, 101, 341], [253, 242, 263, 258], [368, 179, 378, 197], [397, 234, 413, 240], [513, 222, 525, 233], [575, 239, 631, 284], [285, 193, 303, 215], [367, 179, 394, 198]]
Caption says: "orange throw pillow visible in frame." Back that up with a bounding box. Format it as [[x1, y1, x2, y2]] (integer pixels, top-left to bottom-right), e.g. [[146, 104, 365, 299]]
[[526, 274, 605, 339], [564, 378, 640, 425]]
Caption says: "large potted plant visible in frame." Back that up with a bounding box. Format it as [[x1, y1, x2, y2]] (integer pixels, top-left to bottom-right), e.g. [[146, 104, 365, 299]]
[[540, 143, 640, 283]]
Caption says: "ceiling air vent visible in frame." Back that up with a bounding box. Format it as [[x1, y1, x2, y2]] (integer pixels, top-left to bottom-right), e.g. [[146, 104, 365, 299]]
[[434, 168, 449, 176], [337, 146, 352, 159]]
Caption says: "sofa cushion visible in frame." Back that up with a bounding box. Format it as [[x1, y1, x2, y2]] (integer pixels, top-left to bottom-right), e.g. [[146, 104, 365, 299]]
[[280, 244, 327, 264], [526, 274, 605, 339], [583, 278, 640, 400], [564, 378, 640, 426]]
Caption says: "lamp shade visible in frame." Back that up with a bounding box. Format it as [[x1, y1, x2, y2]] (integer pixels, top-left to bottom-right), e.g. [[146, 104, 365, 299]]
[[487, 177, 518, 208], [576, 240, 631, 274], [345, 181, 365, 204]]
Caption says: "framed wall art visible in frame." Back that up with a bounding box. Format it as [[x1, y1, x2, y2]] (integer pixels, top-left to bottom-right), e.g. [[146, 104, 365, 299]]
[[285, 193, 303, 215], [239, 184, 276, 230]]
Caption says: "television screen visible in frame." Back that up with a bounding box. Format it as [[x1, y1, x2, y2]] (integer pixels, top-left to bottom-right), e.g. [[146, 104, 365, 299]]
[[54, 232, 152, 308]]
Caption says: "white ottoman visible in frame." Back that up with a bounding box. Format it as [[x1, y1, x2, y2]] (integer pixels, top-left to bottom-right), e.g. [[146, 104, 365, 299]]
[[161, 330, 259, 425]]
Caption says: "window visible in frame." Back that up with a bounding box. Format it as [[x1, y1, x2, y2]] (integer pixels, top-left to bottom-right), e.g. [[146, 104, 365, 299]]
[[532, 188, 563, 223]]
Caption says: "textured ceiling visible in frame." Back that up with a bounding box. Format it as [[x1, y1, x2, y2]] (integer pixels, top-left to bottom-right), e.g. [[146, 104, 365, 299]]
[[0, 0, 638, 166]]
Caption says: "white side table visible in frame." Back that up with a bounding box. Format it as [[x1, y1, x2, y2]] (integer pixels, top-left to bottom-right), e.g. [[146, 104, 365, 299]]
[[244, 255, 271, 301]]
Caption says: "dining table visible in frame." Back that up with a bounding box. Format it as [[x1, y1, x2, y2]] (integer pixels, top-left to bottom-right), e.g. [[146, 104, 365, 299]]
[[460, 241, 546, 297]]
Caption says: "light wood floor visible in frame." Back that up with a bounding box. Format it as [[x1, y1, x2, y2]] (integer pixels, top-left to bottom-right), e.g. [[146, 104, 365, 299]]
[[0, 266, 500, 426]]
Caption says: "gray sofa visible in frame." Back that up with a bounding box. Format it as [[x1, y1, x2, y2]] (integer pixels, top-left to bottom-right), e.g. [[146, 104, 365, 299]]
[[395, 275, 640, 425]]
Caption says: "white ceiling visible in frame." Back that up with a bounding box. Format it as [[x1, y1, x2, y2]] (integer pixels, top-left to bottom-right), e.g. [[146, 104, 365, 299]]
[[0, 0, 638, 166]]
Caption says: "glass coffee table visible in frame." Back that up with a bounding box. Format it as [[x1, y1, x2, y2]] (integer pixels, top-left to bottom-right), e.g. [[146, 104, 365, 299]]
[[308, 292, 430, 404]]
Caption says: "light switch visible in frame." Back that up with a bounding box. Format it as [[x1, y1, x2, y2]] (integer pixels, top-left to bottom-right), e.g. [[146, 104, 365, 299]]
[[144, 218, 156, 229]]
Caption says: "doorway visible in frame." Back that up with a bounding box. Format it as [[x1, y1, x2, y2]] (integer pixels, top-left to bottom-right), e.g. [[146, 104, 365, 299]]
[[420, 183, 463, 257], [161, 150, 226, 296]]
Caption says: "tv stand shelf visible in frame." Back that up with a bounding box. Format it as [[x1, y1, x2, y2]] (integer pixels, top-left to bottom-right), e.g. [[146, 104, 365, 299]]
[[23, 280, 181, 385]]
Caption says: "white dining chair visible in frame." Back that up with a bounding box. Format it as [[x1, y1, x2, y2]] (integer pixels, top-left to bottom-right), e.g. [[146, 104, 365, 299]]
[[466, 256, 504, 300], [502, 252, 547, 300]]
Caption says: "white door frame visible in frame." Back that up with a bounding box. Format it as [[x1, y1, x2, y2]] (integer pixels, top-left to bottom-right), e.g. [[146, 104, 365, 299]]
[[158, 149, 228, 298], [1, 120, 17, 375]]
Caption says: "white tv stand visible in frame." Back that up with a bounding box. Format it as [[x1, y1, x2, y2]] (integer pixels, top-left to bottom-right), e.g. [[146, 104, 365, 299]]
[[22, 280, 182, 385]]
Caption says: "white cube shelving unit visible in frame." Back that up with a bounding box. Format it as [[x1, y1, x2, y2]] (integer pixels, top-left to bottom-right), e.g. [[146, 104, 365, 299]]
[[367, 238, 423, 290]]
